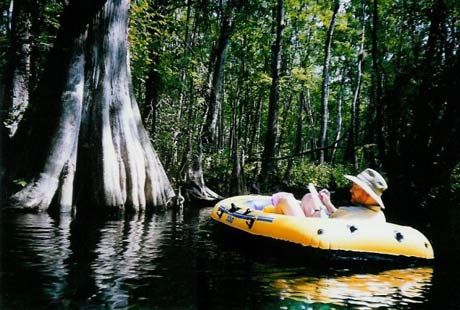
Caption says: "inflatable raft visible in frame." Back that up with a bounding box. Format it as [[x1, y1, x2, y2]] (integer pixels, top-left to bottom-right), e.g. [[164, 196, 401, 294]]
[[211, 195, 434, 261]]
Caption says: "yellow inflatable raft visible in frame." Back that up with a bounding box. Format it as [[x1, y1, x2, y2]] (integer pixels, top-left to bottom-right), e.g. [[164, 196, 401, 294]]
[[210, 195, 434, 260]]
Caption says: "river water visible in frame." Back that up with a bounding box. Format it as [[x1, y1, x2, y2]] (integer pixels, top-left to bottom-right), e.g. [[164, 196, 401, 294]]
[[0, 206, 458, 309]]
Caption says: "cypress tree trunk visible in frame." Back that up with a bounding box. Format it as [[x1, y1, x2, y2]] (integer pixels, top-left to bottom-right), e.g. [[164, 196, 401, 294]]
[[142, 0, 169, 138], [372, 0, 385, 163], [202, 9, 234, 145], [143, 53, 161, 138], [347, 5, 365, 169], [260, 0, 284, 186], [177, 72, 220, 203], [8, 0, 174, 213], [229, 95, 245, 196], [284, 92, 304, 180], [319, 0, 340, 164], [170, 0, 192, 168], [2, 0, 34, 138], [301, 88, 316, 159], [330, 68, 345, 163]]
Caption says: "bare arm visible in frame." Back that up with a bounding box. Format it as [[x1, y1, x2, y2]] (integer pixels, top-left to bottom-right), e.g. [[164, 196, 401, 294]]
[[319, 189, 337, 214]]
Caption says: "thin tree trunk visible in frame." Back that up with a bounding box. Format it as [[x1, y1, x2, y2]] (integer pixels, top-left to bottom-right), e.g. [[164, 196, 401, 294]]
[[202, 8, 234, 145], [331, 67, 345, 162], [372, 0, 385, 162], [301, 88, 316, 160], [248, 91, 263, 158], [348, 8, 365, 169], [229, 94, 244, 196], [284, 92, 304, 180], [143, 53, 161, 138], [142, 0, 170, 139], [260, 0, 284, 186], [170, 0, 192, 168], [9, 0, 174, 213], [319, 0, 340, 164], [177, 65, 220, 202], [277, 94, 292, 154]]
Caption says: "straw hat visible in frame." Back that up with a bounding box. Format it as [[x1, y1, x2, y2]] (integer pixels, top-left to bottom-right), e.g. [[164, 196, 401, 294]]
[[344, 168, 388, 209]]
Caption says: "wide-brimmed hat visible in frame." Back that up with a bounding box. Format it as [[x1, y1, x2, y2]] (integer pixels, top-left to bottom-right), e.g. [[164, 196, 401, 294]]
[[344, 168, 388, 209]]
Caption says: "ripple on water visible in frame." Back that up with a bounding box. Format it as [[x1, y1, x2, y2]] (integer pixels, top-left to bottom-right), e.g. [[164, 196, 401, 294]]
[[1, 210, 436, 309]]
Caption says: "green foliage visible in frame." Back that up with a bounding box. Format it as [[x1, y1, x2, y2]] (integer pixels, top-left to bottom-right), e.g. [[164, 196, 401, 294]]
[[2, 0, 458, 217], [284, 161, 353, 190], [124, 0, 460, 205], [203, 151, 232, 194]]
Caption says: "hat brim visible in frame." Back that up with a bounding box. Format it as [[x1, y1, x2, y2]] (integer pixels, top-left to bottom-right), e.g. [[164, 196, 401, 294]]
[[344, 175, 385, 209]]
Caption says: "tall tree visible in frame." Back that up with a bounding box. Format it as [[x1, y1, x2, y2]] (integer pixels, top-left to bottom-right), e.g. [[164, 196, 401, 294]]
[[141, 0, 169, 139], [319, 0, 340, 164], [375, 0, 460, 221], [346, 1, 366, 169], [2, 0, 34, 138], [8, 0, 174, 213], [371, 0, 385, 162], [260, 0, 284, 186], [202, 0, 240, 145]]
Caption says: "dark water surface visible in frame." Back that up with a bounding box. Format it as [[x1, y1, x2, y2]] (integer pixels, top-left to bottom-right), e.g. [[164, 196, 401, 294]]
[[0, 207, 458, 309]]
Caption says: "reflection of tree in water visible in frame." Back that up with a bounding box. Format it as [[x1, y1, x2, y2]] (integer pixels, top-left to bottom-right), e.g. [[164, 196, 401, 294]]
[[268, 268, 433, 308], [68, 212, 167, 308], [69, 208, 212, 308], [1, 209, 435, 309], [1, 213, 72, 308]]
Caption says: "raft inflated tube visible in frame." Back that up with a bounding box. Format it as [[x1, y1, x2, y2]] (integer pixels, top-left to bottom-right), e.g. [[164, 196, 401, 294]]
[[211, 195, 434, 260]]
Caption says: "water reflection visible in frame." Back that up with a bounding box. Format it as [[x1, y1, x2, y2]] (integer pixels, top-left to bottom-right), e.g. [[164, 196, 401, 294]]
[[1, 213, 72, 308], [262, 267, 433, 308], [0, 208, 435, 309]]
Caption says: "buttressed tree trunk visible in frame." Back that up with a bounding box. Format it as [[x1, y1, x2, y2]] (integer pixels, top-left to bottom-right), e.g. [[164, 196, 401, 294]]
[[9, 0, 174, 213]]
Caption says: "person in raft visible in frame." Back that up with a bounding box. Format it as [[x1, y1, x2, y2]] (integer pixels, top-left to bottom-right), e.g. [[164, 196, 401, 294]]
[[269, 168, 388, 222], [270, 189, 335, 218], [321, 168, 388, 222]]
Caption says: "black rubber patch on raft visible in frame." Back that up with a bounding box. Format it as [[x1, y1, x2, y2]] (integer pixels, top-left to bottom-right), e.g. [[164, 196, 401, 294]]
[[348, 225, 358, 233], [395, 231, 404, 242]]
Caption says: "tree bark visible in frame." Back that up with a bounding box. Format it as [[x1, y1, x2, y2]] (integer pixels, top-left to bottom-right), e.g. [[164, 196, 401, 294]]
[[319, 0, 340, 164], [176, 68, 220, 202], [330, 67, 345, 163], [347, 6, 365, 169], [2, 0, 34, 138], [302, 88, 316, 160], [142, 0, 170, 139], [143, 54, 161, 138], [229, 94, 245, 196], [372, 0, 385, 163], [8, 0, 174, 213], [169, 0, 192, 168], [284, 92, 304, 180], [202, 6, 234, 145], [260, 0, 284, 186]]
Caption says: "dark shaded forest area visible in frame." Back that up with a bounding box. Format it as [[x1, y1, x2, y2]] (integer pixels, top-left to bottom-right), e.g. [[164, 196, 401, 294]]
[[1, 0, 459, 243]]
